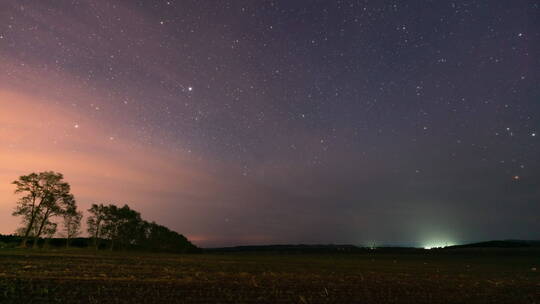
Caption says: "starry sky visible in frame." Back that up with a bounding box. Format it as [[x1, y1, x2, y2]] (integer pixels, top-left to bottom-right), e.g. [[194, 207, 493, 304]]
[[0, 1, 538, 247]]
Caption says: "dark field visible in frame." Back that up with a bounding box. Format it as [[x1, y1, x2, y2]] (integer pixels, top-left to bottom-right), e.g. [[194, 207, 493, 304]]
[[0, 249, 539, 303]]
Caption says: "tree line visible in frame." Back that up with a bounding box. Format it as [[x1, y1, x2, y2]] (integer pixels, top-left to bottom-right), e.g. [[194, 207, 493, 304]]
[[9, 171, 197, 253]]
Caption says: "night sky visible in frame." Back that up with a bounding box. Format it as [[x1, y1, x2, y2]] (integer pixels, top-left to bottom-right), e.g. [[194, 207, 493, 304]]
[[0, 1, 538, 247]]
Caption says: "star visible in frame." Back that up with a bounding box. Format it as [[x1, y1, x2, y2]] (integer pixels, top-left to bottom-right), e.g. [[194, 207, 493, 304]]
[[1, 0, 538, 250]]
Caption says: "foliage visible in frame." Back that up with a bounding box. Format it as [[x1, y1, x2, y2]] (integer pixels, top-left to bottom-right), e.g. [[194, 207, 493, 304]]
[[87, 204, 107, 249], [101, 204, 144, 250], [141, 221, 197, 253], [12, 171, 76, 248], [62, 208, 83, 247], [11, 171, 196, 252], [90, 204, 196, 252]]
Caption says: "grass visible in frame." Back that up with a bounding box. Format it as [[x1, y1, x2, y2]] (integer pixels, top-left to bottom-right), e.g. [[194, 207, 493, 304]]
[[0, 248, 538, 303]]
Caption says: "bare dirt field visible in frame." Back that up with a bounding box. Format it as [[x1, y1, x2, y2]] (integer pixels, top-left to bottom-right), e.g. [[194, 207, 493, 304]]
[[0, 249, 538, 303]]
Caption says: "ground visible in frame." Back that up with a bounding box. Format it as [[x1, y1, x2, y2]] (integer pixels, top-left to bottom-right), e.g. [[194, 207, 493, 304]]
[[0, 249, 538, 303]]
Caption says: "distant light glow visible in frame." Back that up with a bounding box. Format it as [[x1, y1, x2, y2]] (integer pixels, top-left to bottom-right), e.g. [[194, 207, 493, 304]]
[[0, 1, 538, 247], [423, 241, 455, 249]]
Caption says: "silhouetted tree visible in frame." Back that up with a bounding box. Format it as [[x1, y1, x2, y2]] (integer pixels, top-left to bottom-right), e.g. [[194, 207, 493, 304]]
[[147, 221, 196, 252], [12, 172, 76, 248], [62, 206, 82, 248], [88, 203, 196, 252], [87, 204, 107, 249], [31, 190, 75, 249], [15, 212, 55, 239], [101, 204, 143, 250]]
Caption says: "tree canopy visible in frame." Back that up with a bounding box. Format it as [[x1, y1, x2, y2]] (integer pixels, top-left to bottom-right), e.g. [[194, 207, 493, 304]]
[[88, 204, 197, 253], [12, 171, 77, 248], [11, 171, 197, 253]]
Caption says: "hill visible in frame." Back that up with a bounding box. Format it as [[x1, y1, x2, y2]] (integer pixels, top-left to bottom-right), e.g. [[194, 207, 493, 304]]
[[446, 240, 540, 249]]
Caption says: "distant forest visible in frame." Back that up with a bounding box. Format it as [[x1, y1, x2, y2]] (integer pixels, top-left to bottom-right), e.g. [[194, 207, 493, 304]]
[[2, 171, 198, 253]]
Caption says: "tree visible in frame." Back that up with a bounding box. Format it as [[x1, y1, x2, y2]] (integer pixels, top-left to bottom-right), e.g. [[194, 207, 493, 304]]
[[101, 204, 143, 250], [141, 221, 197, 253], [15, 212, 54, 239], [15, 214, 58, 247], [12, 172, 76, 248], [87, 204, 107, 249], [31, 184, 75, 248], [90, 203, 197, 252], [62, 207, 82, 248]]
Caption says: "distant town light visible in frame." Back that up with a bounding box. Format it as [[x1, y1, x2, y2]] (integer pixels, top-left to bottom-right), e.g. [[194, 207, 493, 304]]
[[423, 241, 454, 249]]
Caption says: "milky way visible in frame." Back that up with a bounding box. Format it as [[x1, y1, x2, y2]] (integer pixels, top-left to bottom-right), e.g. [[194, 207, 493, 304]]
[[0, 1, 538, 247]]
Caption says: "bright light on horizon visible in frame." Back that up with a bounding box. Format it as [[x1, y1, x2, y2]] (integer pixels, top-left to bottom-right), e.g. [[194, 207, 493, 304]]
[[423, 241, 455, 249]]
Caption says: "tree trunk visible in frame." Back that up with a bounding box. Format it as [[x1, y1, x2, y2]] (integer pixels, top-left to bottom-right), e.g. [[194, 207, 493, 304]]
[[94, 224, 100, 250], [21, 212, 37, 248], [33, 209, 50, 249], [21, 196, 40, 248]]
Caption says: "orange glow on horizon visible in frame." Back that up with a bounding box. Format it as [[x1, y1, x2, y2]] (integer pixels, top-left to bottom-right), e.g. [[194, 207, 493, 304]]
[[0, 90, 224, 242]]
